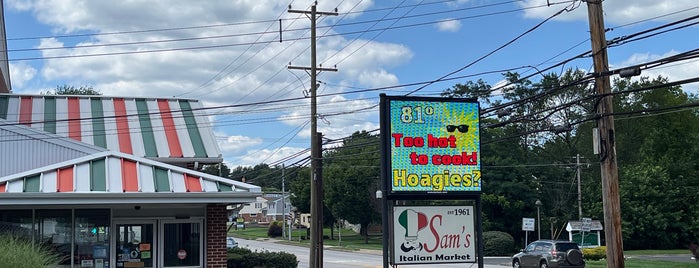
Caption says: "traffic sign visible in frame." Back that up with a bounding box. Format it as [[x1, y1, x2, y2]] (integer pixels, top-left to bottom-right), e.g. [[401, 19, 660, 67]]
[[522, 218, 535, 231]]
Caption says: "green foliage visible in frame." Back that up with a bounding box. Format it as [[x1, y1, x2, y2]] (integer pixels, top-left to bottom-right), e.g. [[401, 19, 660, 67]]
[[267, 221, 283, 237], [227, 247, 298, 268], [439, 71, 699, 250], [582, 246, 607, 261], [323, 131, 381, 243], [483, 231, 515, 256], [0, 235, 59, 267], [44, 85, 102, 95], [201, 163, 231, 178], [229, 164, 287, 191]]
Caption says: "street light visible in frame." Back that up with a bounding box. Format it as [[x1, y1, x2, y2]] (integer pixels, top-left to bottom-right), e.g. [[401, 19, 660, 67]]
[[535, 199, 542, 240]]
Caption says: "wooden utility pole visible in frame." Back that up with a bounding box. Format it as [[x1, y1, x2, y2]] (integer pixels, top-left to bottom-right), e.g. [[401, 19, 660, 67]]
[[585, 1, 624, 267], [288, 4, 337, 268], [576, 154, 582, 220]]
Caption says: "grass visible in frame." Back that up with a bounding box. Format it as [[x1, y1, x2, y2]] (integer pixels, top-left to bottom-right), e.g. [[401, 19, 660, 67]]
[[586, 259, 697, 268], [0, 235, 59, 268], [230, 226, 697, 266], [229, 225, 385, 251]]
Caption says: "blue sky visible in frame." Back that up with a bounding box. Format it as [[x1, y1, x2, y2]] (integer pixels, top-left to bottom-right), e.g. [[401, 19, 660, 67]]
[[5, 0, 699, 167]]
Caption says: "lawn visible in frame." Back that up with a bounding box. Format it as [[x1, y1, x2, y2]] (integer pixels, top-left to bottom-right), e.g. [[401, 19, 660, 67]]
[[229, 226, 696, 266], [228, 225, 384, 251], [586, 259, 697, 268]]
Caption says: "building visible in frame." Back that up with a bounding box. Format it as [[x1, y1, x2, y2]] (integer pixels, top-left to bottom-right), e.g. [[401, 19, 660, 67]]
[[0, 94, 262, 268], [235, 193, 292, 225]]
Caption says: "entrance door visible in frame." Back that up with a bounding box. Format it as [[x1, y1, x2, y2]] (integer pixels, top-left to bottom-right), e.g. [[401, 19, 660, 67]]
[[115, 222, 156, 268]]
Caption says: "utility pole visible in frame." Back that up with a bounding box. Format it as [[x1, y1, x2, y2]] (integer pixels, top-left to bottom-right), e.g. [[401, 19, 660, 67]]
[[576, 154, 582, 220], [288, 4, 337, 268], [281, 163, 286, 239], [585, 1, 624, 267]]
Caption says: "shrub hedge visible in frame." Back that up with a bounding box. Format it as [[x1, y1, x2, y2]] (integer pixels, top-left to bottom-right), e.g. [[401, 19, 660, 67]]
[[483, 231, 515, 256], [268, 221, 283, 237], [227, 246, 298, 268], [582, 246, 606, 260]]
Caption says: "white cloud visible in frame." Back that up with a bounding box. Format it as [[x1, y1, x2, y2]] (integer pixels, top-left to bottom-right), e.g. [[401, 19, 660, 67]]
[[13, 0, 403, 105], [517, 0, 698, 24], [234, 146, 308, 167], [6, 0, 408, 168], [9, 62, 37, 88], [217, 134, 263, 155], [435, 19, 461, 32]]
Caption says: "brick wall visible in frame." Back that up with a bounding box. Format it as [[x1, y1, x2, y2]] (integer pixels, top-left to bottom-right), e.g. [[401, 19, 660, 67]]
[[206, 203, 228, 268]]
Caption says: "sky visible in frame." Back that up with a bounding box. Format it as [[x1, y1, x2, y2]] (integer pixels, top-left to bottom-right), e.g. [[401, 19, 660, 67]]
[[5, 0, 699, 168]]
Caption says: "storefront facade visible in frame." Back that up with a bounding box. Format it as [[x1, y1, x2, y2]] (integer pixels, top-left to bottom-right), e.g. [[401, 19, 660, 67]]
[[0, 151, 260, 268], [0, 94, 262, 268]]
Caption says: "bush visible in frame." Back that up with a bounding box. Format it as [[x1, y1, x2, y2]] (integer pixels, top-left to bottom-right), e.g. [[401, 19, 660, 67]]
[[227, 247, 298, 268], [267, 221, 283, 237], [0, 235, 59, 267], [582, 246, 606, 260], [483, 231, 515, 256]]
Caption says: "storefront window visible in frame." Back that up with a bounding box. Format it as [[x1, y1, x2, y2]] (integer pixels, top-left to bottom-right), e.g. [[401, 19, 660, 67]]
[[36, 209, 73, 267], [163, 222, 201, 267], [0, 209, 33, 241], [74, 209, 110, 268]]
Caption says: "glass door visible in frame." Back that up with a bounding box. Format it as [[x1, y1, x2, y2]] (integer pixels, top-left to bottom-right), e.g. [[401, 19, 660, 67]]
[[115, 222, 155, 268], [161, 220, 203, 268]]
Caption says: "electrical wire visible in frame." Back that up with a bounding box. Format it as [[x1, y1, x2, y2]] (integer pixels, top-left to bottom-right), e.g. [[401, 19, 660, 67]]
[[404, 0, 581, 95]]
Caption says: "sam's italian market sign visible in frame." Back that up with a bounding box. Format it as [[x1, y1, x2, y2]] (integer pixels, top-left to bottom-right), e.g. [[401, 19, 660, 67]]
[[392, 206, 476, 265]]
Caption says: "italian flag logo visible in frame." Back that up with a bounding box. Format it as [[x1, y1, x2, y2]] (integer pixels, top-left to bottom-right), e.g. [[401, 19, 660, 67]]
[[398, 209, 428, 240]]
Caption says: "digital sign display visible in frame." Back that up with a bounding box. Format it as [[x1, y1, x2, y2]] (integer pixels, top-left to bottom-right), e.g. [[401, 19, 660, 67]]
[[381, 95, 481, 197]]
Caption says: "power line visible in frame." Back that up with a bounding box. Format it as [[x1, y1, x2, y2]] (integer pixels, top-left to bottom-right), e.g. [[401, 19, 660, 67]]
[[7, 1, 574, 61], [404, 1, 581, 95]]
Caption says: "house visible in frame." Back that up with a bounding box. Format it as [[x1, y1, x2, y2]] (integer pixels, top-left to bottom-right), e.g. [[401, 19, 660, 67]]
[[234, 192, 292, 225], [237, 196, 269, 224]]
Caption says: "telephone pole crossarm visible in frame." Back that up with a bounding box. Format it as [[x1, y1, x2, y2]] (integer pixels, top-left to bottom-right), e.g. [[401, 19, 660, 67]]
[[287, 65, 338, 73]]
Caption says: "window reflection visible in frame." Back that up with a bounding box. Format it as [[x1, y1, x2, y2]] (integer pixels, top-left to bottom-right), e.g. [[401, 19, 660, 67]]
[[0, 210, 33, 241], [117, 223, 154, 268], [164, 222, 200, 267], [74, 209, 110, 268], [36, 210, 73, 267]]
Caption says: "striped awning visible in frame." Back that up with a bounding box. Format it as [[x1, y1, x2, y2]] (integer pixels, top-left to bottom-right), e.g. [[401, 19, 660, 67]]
[[0, 94, 221, 164], [0, 151, 260, 205]]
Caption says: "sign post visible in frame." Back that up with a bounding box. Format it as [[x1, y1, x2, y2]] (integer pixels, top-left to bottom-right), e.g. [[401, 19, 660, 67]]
[[581, 217, 592, 246], [522, 218, 535, 247]]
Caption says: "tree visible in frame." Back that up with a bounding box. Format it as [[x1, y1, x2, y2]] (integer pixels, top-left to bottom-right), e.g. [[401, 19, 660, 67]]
[[229, 164, 285, 191], [44, 85, 102, 95], [201, 163, 231, 178], [323, 131, 381, 243], [605, 76, 699, 249]]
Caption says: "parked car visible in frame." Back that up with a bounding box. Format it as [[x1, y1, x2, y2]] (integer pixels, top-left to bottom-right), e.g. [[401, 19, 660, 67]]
[[512, 240, 585, 268], [226, 237, 238, 249]]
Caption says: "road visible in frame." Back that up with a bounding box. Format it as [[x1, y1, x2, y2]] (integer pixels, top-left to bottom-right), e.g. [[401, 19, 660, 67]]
[[236, 238, 511, 268]]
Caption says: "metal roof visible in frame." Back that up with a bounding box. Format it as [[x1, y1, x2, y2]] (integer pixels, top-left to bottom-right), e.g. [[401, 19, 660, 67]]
[[0, 94, 222, 165], [0, 118, 106, 177], [0, 151, 261, 205]]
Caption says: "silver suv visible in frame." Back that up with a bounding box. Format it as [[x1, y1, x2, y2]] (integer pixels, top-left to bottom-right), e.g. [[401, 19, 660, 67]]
[[512, 240, 585, 268]]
